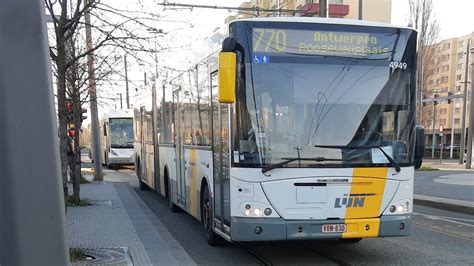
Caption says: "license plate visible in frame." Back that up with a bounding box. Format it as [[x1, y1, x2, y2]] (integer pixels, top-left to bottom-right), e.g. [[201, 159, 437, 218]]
[[322, 224, 347, 233]]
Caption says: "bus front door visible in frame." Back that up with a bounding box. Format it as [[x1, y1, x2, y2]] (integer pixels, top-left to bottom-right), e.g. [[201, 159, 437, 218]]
[[173, 89, 186, 208], [211, 71, 231, 237]]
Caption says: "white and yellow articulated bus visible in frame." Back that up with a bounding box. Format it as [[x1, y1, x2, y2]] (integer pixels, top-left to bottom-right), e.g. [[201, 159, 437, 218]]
[[134, 17, 425, 246]]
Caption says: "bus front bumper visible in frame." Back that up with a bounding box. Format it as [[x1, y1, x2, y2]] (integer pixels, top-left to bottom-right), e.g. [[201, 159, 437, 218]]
[[230, 214, 411, 241], [108, 156, 134, 165]]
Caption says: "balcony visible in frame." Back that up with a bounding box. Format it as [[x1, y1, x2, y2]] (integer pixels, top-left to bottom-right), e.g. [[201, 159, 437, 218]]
[[298, 3, 349, 17]]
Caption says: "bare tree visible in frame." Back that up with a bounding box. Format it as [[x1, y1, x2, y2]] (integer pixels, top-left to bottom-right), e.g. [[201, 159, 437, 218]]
[[408, 0, 440, 124], [64, 29, 124, 204], [45, 0, 168, 205]]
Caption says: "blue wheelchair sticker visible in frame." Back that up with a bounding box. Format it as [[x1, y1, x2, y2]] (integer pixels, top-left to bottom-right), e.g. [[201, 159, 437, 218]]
[[253, 54, 270, 64]]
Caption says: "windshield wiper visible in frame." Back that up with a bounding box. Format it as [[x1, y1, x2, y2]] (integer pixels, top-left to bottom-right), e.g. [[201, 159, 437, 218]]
[[314, 144, 401, 172], [261, 157, 344, 174]]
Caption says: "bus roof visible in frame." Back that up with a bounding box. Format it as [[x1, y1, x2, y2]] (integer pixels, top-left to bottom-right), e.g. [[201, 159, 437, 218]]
[[104, 109, 133, 119], [230, 17, 416, 32]]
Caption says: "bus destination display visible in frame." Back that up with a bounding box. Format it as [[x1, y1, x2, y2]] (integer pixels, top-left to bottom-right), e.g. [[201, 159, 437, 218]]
[[252, 28, 392, 57]]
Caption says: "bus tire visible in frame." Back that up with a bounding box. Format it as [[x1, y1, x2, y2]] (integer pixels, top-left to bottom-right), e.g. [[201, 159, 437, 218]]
[[340, 238, 362, 243], [201, 185, 221, 246], [168, 176, 180, 213]]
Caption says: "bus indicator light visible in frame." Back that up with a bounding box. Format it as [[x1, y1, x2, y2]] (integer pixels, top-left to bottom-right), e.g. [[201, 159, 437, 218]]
[[264, 208, 272, 216]]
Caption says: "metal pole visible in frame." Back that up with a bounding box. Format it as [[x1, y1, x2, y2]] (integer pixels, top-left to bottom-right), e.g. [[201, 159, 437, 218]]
[[125, 53, 130, 109], [460, 42, 470, 163], [119, 93, 123, 109], [432, 102, 436, 158], [85, 0, 103, 180], [0, 0, 69, 263], [440, 132, 443, 164], [358, 0, 363, 20], [277, 0, 280, 17], [450, 102, 455, 158], [466, 48, 474, 169], [319, 0, 327, 17]]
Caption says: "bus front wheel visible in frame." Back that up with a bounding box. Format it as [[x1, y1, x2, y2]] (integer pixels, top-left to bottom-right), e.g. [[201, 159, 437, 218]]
[[201, 185, 222, 246]]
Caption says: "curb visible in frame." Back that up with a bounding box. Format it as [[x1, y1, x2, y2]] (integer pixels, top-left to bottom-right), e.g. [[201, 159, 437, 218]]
[[414, 194, 474, 215]]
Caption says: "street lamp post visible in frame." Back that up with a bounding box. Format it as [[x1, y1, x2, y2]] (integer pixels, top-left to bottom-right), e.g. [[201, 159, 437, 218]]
[[117, 93, 123, 109], [459, 42, 470, 164], [124, 54, 130, 109], [466, 47, 474, 169]]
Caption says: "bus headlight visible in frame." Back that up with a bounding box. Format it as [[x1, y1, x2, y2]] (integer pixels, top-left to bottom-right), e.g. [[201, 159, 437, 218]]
[[253, 208, 262, 216], [387, 199, 410, 214], [242, 203, 276, 217]]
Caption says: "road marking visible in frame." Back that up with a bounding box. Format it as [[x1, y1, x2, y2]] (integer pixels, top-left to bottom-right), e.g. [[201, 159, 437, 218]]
[[413, 223, 474, 241], [413, 212, 474, 227]]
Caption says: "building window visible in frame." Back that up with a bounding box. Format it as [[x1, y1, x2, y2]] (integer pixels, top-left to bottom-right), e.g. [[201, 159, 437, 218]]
[[441, 54, 450, 61], [454, 118, 460, 124], [441, 76, 448, 83], [458, 52, 464, 60], [459, 40, 464, 47], [441, 65, 449, 72], [439, 119, 447, 125], [456, 74, 462, 81], [455, 107, 461, 114], [439, 108, 447, 115], [456, 85, 461, 91], [457, 63, 464, 70]]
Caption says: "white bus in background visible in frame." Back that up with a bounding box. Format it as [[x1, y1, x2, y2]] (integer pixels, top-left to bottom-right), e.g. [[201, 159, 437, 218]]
[[100, 109, 135, 168], [135, 17, 425, 245]]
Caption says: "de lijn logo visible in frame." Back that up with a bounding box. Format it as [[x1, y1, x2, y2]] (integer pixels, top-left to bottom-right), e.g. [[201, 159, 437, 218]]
[[334, 193, 376, 208]]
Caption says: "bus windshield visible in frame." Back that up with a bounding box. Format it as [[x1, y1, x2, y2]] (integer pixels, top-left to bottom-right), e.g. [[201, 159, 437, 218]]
[[109, 118, 134, 148], [233, 23, 417, 168]]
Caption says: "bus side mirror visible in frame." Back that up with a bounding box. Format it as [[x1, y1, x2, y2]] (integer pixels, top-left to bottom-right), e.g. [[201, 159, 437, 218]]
[[414, 125, 425, 169], [218, 52, 236, 103]]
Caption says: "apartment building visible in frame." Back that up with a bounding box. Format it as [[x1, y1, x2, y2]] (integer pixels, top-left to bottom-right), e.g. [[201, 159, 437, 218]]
[[225, 0, 391, 24], [421, 33, 474, 151]]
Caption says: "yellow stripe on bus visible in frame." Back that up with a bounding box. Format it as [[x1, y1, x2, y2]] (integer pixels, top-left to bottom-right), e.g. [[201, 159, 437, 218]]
[[189, 149, 198, 218], [342, 167, 388, 238]]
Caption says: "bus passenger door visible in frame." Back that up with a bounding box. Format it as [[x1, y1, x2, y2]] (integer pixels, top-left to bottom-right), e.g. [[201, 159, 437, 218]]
[[173, 89, 186, 207], [211, 71, 231, 236]]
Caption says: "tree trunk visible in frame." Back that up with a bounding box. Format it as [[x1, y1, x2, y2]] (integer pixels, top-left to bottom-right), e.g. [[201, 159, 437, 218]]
[[72, 122, 81, 205], [71, 86, 82, 205], [57, 62, 69, 210]]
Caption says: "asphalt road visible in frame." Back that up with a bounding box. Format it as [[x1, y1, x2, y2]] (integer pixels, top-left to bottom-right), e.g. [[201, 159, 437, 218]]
[[414, 170, 474, 201], [109, 168, 474, 265]]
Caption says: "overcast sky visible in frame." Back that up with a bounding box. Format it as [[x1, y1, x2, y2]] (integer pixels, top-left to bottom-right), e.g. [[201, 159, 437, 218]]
[[192, 0, 474, 40], [391, 0, 474, 39], [92, 0, 474, 119]]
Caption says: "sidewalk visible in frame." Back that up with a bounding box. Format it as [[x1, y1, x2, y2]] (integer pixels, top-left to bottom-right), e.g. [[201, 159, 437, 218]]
[[421, 158, 474, 171], [67, 174, 196, 265], [415, 159, 474, 215]]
